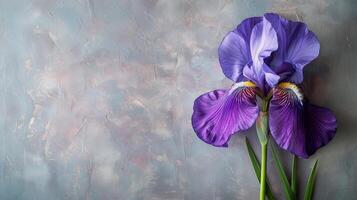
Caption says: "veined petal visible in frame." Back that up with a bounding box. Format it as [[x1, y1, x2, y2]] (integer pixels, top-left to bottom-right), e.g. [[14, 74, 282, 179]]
[[218, 17, 262, 82], [264, 13, 320, 84], [192, 82, 259, 147], [269, 83, 337, 158]]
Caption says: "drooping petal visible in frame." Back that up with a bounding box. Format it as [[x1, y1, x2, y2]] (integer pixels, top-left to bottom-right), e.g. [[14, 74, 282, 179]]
[[269, 84, 337, 158], [218, 17, 262, 82], [245, 17, 278, 88], [192, 83, 259, 147], [264, 13, 320, 84]]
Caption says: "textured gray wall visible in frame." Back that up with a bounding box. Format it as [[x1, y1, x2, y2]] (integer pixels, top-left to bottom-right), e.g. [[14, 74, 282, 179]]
[[0, 0, 356, 199]]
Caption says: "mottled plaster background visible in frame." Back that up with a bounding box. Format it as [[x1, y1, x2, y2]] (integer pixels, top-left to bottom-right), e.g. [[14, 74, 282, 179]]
[[0, 0, 356, 199]]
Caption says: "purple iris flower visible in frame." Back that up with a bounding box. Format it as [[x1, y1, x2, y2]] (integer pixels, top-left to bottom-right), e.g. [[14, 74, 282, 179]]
[[191, 13, 337, 158]]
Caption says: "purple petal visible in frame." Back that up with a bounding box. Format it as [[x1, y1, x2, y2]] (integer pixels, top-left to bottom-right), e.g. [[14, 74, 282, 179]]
[[192, 86, 259, 147], [218, 32, 250, 82], [250, 17, 278, 68], [269, 87, 337, 158], [234, 17, 262, 42], [264, 13, 320, 84], [218, 17, 262, 82], [246, 17, 278, 88]]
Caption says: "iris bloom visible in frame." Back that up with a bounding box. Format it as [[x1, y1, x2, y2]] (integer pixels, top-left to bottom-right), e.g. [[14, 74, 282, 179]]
[[191, 13, 337, 158]]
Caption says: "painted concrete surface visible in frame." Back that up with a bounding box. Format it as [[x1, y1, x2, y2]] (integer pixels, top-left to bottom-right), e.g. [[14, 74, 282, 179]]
[[0, 0, 356, 199]]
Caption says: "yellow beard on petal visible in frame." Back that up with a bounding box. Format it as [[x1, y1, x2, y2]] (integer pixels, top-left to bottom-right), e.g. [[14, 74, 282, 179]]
[[243, 81, 256, 87], [278, 82, 304, 102], [229, 81, 256, 95]]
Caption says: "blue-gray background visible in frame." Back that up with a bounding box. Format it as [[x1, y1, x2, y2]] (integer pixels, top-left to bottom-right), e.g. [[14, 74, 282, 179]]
[[1, 0, 356, 199]]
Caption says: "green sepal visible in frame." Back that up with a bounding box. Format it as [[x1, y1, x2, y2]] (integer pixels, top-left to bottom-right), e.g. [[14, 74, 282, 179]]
[[256, 112, 268, 145], [245, 137, 275, 200], [303, 160, 318, 200], [271, 144, 295, 200]]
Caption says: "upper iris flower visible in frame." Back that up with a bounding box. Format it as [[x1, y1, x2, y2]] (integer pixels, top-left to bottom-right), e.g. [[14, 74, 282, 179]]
[[191, 13, 337, 158]]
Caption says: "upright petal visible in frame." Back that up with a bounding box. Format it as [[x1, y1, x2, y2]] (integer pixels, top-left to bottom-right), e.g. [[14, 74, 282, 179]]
[[245, 17, 278, 88], [269, 83, 337, 158], [250, 17, 278, 68], [218, 17, 262, 82], [234, 17, 262, 43], [264, 13, 320, 84], [218, 32, 250, 82], [192, 83, 259, 147]]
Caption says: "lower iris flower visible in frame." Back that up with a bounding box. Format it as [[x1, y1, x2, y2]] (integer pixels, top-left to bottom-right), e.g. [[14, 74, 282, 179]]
[[191, 13, 337, 158]]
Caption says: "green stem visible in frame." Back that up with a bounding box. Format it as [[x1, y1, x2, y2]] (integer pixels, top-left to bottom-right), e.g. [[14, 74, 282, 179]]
[[260, 142, 267, 200], [257, 98, 269, 200]]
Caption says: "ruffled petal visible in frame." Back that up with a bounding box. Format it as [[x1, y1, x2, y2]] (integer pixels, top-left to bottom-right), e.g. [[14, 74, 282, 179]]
[[192, 84, 259, 147], [246, 17, 278, 88], [269, 85, 337, 158], [264, 13, 320, 84]]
